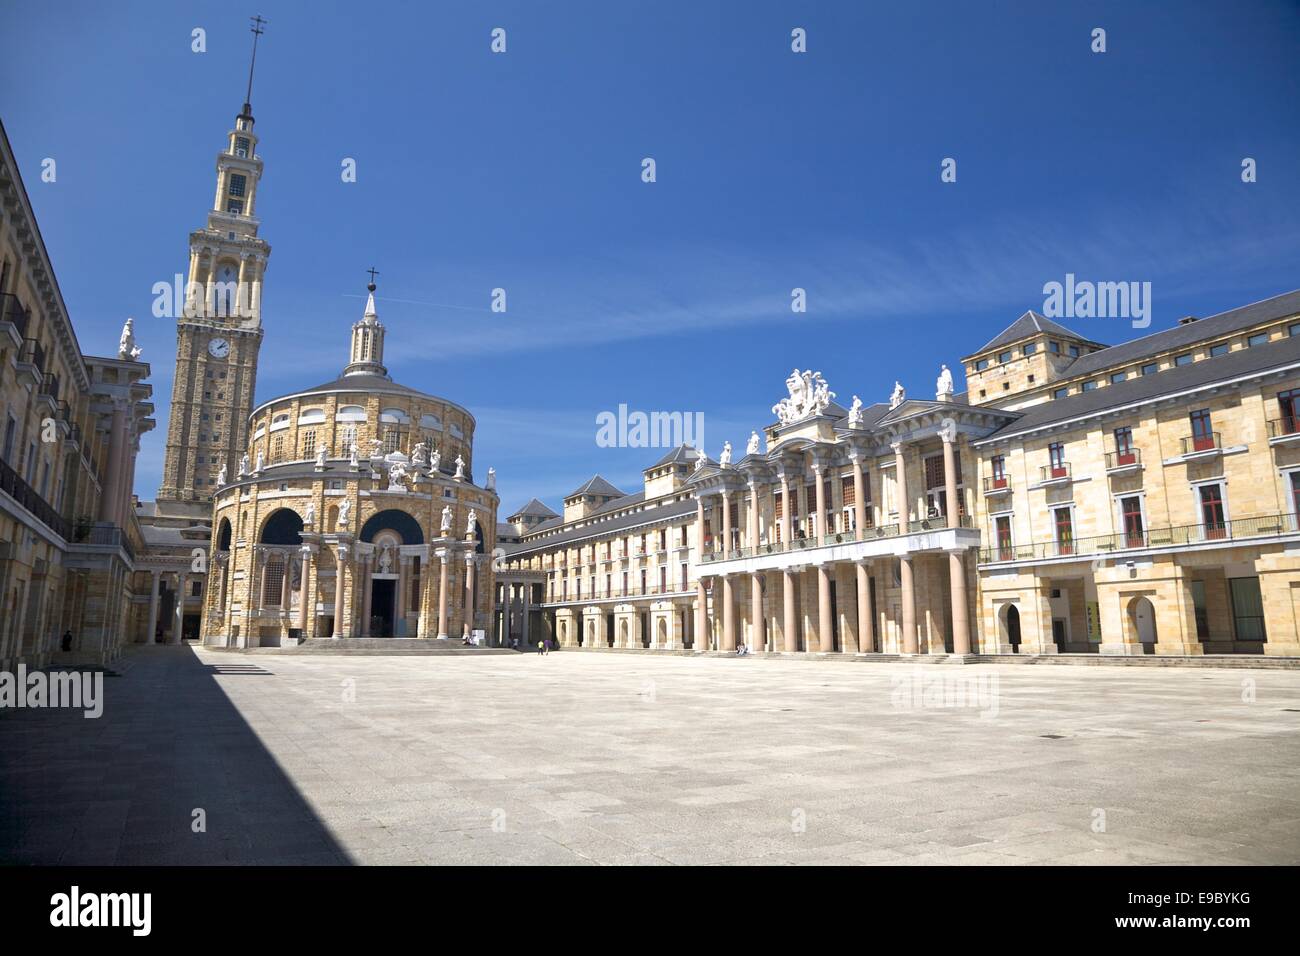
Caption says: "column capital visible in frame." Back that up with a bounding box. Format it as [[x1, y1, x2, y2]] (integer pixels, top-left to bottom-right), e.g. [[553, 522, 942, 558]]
[[890, 440, 908, 455]]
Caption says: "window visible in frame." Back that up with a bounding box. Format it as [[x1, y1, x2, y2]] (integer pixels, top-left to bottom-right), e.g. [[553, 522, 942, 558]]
[[990, 455, 1007, 488], [1141, 362, 1158, 376], [1229, 578, 1266, 641], [228, 174, 247, 197], [1278, 389, 1300, 435], [1290, 323, 1300, 338], [1248, 332, 1269, 347], [339, 424, 357, 455], [262, 555, 285, 606], [1082, 381, 1097, 391], [998, 351, 1012, 364], [1120, 496, 1144, 546], [1, 415, 14, 463], [995, 515, 1013, 560], [1199, 484, 1226, 538], [1049, 341, 1060, 354], [1175, 353, 1193, 367], [1290, 472, 1300, 519], [1189, 409, 1214, 451], [1022, 343, 1037, 356], [300, 428, 317, 458], [1068, 344, 1080, 357], [1113, 427, 1135, 465], [271, 435, 284, 463], [235, 136, 251, 157], [1053, 387, 1069, 399], [1110, 372, 1126, 384], [1209, 343, 1229, 357], [1048, 442, 1067, 478], [1053, 507, 1074, 555], [975, 358, 989, 371], [226, 200, 244, 215]]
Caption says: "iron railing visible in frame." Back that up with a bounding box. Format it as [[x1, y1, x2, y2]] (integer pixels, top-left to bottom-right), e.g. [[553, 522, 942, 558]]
[[0, 453, 69, 539], [1105, 448, 1142, 470], [1267, 418, 1300, 439], [1180, 432, 1222, 455], [979, 512, 1298, 564], [0, 293, 31, 338]]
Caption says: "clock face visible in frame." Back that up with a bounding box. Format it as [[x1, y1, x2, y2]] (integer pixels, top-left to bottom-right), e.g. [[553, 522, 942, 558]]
[[208, 338, 230, 359]]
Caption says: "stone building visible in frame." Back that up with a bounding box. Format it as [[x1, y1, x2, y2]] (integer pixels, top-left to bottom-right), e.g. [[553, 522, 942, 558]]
[[200, 284, 499, 646], [498, 291, 1300, 658], [0, 120, 154, 669]]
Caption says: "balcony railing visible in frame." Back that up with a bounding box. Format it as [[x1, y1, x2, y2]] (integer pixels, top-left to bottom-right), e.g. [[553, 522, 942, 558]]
[[0, 454, 69, 540], [699, 520, 947, 562], [983, 475, 1010, 493], [0, 292, 31, 338], [1267, 417, 1300, 440], [18, 337, 46, 372], [1180, 432, 1222, 455], [1038, 462, 1071, 483], [37, 372, 60, 401], [979, 512, 1299, 564], [1105, 448, 1142, 471], [72, 523, 136, 562]]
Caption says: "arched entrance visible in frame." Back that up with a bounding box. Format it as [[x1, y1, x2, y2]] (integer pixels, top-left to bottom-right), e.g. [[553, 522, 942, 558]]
[[1001, 603, 1021, 654], [1129, 596, 1157, 654], [360, 509, 424, 637]]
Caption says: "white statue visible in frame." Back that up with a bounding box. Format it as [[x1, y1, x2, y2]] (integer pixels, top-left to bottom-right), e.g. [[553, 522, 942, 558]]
[[338, 498, 351, 529], [440, 504, 453, 534], [304, 501, 315, 526], [315, 444, 328, 468], [937, 364, 954, 399], [466, 509, 478, 539], [848, 395, 864, 426], [430, 447, 441, 472], [486, 466, 496, 491], [239, 454, 249, 477], [117, 317, 142, 360], [720, 441, 732, 467], [454, 455, 465, 479], [369, 438, 383, 459], [254, 450, 264, 473], [387, 460, 410, 492], [890, 381, 905, 409], [411, 441, 429, 467], [378, 545, 394, 574], [939, 416, 958, 444], [216, 462, 227, 486], [746, 430, 760, 456], [772, 368, 836, 424], [694, 447, 708, 470], [349, 441, 360, 468]]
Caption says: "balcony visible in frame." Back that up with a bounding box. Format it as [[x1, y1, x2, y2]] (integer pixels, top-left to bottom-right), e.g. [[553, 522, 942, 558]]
[[71, 523, 136, 562], [1179, 432, 1222, 458], [0, 292, 31, 344], [979, 512, 1299, 565], [1104, 448, 1143, 475], [0, 453, 70, 540], [983, 475, 1011, 497], [1036, 462, 1072, 486], [698, 518, 967, 571], [1267, 418, 1300, 446], [15, 338, 44, 387]]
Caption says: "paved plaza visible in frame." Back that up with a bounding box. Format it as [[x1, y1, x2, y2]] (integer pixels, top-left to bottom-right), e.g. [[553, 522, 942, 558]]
[[2, 645, 1299, 865]]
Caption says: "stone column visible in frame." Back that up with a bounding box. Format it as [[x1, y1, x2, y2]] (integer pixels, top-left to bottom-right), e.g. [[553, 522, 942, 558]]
[[522, 582, 531, 647], [98, 400, 127, 525], [436, 550, 450, 639], [783, 567, 798, 652], [749, 480, 763, 650], [817, 562, 833, 652], [813, 462, 827, 541], [852, 455, 867, 538], [942, 433, 971, 655], [694, 497, 708, 651], [146, 570, 160, 644], [172, 572, 188, 644], [298, 547, 312, 634], [894, 441, 917, 654], [856, 562, 874, 653], [463, 555, 476, 639], [721, 574, 736, 651], [397, 555, 409, 636], [360, 553, 374, 638], [332, 545, 348, 638], [279, 550, 291, 609], [721, 490, 732, 555], [780, 471, 792, 545]]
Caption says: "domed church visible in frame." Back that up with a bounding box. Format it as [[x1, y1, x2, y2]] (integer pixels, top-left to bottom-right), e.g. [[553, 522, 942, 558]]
[[201, 282, 499, 647]]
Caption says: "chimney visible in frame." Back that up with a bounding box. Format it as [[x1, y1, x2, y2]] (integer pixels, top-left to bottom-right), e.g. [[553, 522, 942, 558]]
[[1178, 315, 1199, 326]]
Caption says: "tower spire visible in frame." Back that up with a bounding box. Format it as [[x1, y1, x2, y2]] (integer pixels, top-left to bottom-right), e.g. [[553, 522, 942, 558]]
[[344, 271, 388, 378], [241, 15, 267, 122]]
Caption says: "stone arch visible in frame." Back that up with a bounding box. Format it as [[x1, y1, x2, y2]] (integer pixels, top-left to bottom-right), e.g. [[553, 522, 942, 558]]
[[999, 602, 1022, 654], [360, 508, 424, 545], [1127, 595, 1157, 653], [259, 507, 304, 545], [216, 517, 232, 551]]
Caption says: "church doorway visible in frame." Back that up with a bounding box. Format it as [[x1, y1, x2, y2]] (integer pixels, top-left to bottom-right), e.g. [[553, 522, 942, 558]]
[[371, 579, 396, 636]]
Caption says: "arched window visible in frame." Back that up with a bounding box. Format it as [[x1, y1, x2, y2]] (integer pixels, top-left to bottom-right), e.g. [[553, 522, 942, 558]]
[[263, 553, 285, 606]]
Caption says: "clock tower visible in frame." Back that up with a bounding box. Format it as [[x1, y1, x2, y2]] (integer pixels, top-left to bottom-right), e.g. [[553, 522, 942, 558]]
[[155, 57, 270, 516]]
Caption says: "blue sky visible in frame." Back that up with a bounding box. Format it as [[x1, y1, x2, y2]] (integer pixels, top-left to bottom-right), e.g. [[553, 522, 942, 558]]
[[2, 0, 1298, 515]]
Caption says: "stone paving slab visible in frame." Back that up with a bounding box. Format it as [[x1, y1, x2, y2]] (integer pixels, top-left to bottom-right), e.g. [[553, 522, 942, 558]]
[[1, 644, 1298, 865]]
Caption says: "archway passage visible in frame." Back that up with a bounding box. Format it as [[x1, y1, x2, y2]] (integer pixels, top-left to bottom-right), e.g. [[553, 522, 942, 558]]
[[371, 579, 396, 636], [360, 508, 424, 545], [1129, 596, 1157, 654], [1004, 604, 1021, 653], [216, 517, 232, 551]]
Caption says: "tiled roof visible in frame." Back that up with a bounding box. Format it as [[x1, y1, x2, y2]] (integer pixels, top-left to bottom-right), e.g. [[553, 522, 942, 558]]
[[510, 496, 697, 556], [971, 310, 1100, 356], [508, 497, 558, 519], [647, 444, 698, 468], [565, 475, 625, 499]]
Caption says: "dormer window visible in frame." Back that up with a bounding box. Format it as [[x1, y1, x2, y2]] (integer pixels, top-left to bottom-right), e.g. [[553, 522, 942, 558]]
[[998, 350, 1012, 364]]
